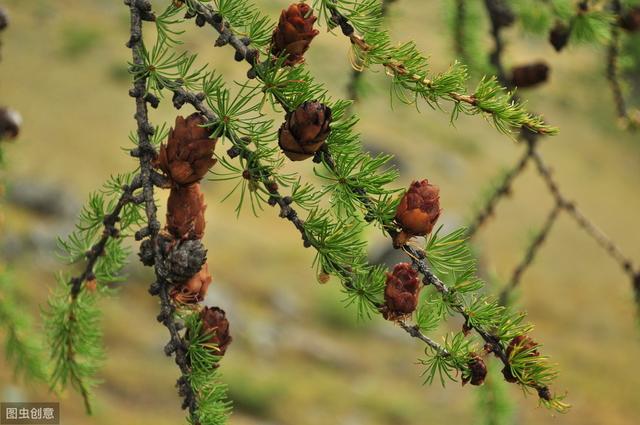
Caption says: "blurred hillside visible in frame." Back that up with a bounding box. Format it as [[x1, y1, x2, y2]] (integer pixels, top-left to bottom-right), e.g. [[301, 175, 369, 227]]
[[1, 1, 640, 425]]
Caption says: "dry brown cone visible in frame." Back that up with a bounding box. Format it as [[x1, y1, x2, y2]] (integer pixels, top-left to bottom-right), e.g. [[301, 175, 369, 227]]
[[156, 113, 217, 186], [166, 183, 206, 240], [549, 22, 571, 52], [199, 306, 232, 357], [278, 101, 332, 161], [170, 263, 212, 305], [510, 62, 550, 88], [462, 353, 488, 386], [381, 263, 421, 320], [271, 3, 319, 66], [393, 180, 441, 248]]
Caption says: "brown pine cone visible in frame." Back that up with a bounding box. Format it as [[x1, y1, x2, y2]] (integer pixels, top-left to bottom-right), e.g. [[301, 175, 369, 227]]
[[170, 263, 212, 304], [620, 7, 640, 32], [199, 306, 232, 356], [549, 22, 571, 52], [278, 101, 332, 161], [382, 263, 421, 320], [510, 62, 550, 88], [0, 107, 21, 141], [271, 3, 319, 66], [393, 180, 441, 248], [463, 354, 488, 386], [511, 62, 549, 88], [156, 113, 216, 186], [166, 183, 206, 240]]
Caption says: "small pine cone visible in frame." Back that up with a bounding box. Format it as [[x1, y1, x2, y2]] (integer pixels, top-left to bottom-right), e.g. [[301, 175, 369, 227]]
[[278, 101, 332, 161], [0, 107, 22, 141], [0, 7, 8, 31], [156, 234, 207, 283], [166, 183, 206, 240], [155, 113, 217, 186], [271, 3, 319, 66], [510, 62, 550, 88], [502, 335, 540, 383], [620, 7, 640, 32], [393, 180, 441, 248], [199, 306, 232, 356], [549, 22, 571, 52], [537, 386, 552, 401], [382, 263, 420, 320], [463, 354, 488, 386], [170, 263, 212, 304]]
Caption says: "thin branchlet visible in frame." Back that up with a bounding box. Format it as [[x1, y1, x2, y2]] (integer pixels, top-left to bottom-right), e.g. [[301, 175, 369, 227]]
[[125, 0, 197, 415], [499, 204, 562, 305], [325, 4, 556, 136], [465, 145, 534, 239], [606, 0, 638, 129], [69, 176, 142, 298]]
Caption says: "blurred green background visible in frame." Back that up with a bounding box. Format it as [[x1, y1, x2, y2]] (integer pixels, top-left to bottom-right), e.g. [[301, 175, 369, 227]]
[[1, 0, 640, 424]]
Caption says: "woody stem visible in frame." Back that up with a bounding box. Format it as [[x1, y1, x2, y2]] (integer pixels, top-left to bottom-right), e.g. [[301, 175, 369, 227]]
[[125, 0, 197, 415]]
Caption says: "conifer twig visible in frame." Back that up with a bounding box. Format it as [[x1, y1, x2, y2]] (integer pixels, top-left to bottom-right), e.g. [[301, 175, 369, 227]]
[[606, 0, 638, 129], [483, 0, 509, 83], [399, 320, 449, 355], [185, 0, 259, 69], [346, 0, 398, 102], [466, 145, 534, 239], [607, 1, 626, 118], [125, 0, 197, 415], [454, 0, 468, 61], [0, 272, 47, 383], [326, 5, 555, 136], [68, 176, 142, 298], [530, 150, 636, 278], [499, 203, 562, 305]]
